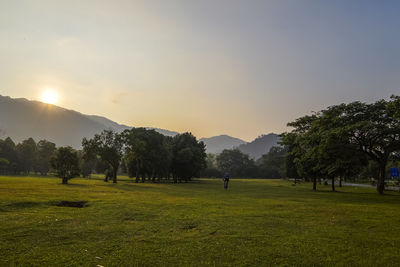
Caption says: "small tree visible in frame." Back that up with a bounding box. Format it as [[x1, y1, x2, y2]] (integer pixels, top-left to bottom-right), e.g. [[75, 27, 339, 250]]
[[51, 147, 80, 184]]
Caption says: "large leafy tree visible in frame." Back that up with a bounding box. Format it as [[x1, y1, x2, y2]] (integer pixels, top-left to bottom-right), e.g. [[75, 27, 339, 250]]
[[122, 128, 173, 182], [283, 96, 400, 194], [282, 115, 322, 190], [216, 149, 257, 178], [82, 130, 123, 183], [309, 107, 367, 191], [0, 137, 18, 174], [16, 138, 37, 174], [258, 146, 287, 179], [0, 157, 9, 174], [122, 128, 152, 182], [337, 98, 400, 194], [171, 133, 206, 182], [34, 140, 56, 175], [201, 153, 222, 178], [51, 146, 80, 184]]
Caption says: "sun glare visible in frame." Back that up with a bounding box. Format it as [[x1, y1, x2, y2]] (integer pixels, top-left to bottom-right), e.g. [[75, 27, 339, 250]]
[[41, 89, 58, 105]]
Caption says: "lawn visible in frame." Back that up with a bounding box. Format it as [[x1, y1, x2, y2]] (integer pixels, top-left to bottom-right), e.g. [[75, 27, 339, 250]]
[[1, 176, 400, 266]]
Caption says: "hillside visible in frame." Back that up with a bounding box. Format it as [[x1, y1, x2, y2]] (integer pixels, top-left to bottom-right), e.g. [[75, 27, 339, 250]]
[[0, 95, 278, 155], [0, 95, 178, 148], [199, 135, 247, 154], [238, 133, 280, 159]]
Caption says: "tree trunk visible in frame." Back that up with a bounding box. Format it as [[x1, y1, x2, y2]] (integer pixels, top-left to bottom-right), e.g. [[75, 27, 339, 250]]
[[62, 176, 68, 184], [135, 168, 139, 183], [313, 177, 317, 191], [331, 177, 335, 192], [339, 176, 342, 188], [112, 167, 118, 184], [377, 163, 386, 195]]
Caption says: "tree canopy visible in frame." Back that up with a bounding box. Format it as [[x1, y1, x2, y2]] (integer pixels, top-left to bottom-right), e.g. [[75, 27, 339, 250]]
[[282, 95, 400, 194], [51, 146, 80, 184]]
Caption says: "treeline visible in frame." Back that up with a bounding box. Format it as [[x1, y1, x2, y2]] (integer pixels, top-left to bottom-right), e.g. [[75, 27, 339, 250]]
[[82, 128, 206, 184], [0, 128, 207, 184], [201, 147, 286, 179], [0, 137, 56, 175], [203, 95, 400, 195], [282, 95, 400, 194]]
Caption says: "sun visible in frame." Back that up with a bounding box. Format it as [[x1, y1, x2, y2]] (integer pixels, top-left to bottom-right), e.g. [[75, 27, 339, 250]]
[[41, 89, 59, 104]]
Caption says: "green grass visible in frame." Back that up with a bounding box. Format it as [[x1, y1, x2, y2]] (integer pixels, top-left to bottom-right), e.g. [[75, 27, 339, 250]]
[[1, 176, 400, 266]]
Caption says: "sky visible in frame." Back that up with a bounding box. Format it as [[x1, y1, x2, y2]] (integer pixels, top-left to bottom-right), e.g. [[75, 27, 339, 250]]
[[1, 0, 399, 141]]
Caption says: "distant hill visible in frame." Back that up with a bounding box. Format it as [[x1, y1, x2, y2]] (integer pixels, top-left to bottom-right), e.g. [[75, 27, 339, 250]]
[[85, 115, 130, 132], [238, 133, 280, 159], [0, 95, 178, 148], [199, 135, 247, 154], [0, 95, 278, 155]]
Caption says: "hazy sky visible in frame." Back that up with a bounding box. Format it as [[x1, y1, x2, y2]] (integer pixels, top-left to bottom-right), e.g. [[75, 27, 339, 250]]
[[1, 0, 399, 141]]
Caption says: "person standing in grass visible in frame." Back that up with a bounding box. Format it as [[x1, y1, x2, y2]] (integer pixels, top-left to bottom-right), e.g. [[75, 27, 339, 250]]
[[223, 172, 230, 190]]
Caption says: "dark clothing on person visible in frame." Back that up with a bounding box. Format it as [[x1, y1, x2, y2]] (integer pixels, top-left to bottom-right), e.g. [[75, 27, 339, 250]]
[[224, 173, 230, 189]]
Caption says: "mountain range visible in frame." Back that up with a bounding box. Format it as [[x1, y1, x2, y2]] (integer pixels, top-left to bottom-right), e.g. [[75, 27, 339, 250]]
[[199, 135, 247, 154], [0, 95, 279, 158], [200, 134, 280, 159]]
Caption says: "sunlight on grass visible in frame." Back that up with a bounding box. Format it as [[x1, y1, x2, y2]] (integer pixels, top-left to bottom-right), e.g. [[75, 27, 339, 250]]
[[1, 176, 400, 266]]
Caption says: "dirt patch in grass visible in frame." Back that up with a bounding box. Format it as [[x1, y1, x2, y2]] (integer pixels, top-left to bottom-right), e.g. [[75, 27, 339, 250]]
[[56, 201, 88, 208]]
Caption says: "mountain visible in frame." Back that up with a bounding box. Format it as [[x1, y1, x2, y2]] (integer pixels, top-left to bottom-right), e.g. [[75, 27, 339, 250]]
[[238, 133, 280, 159], [0, 95, 178, 148], [85, 115, 130, 132], [0, 95, 278, 156], [199, 135, 247, 154], [87, 115, 177, 137]]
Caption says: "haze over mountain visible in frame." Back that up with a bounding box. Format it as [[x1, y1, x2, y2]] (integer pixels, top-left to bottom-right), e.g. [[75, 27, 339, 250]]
[[238, 134, 280, 159], [200, 134, 280, 159], [0, 95, 279, 157], [0, 95, 178, 148], [199, 135, 247, 154]]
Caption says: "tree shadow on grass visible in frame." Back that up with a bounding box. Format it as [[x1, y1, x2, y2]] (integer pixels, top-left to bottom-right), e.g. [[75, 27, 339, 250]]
[[59, 183, 89, 188], [0, 201, 45, 212], [1, 199, 90, 212]]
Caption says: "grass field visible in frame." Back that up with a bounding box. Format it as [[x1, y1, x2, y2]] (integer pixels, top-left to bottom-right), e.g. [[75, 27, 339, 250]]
[[1, 176, 400, 266]]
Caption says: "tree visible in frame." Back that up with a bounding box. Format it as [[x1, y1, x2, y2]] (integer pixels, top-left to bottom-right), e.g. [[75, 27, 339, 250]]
[[312, 107, 368, 191], [82, 130, 123, 183], [171, 133, 207, 182], [201, 153, 222, 178], [282, 115, 322, 190], [34, 140, 56, 175], [0, 137, 18, 174], [283, 96, 400, 194], [78, 150, 96, 178], [0, 158, 9, 174], [121, 128, 148, 182], [16, 138, 37, 174], [216, 149, 257, 178], [258, 146, 287, 178], [329, 99, 400, 194], [51, 147, 80, 184], [122, 128, 173, 182]]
